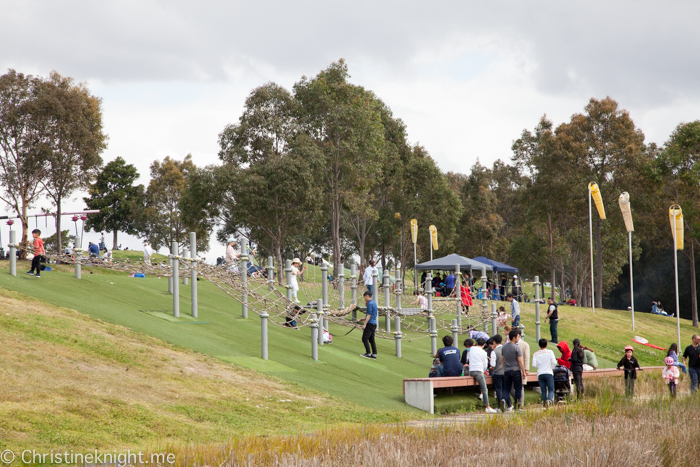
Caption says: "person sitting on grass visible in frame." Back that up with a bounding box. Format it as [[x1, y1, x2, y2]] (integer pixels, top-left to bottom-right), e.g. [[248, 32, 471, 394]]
[[435, 335, 463, 377], [359, 291, 377, 359], [617, 345, 642, 397], [284, 305, 305, 330], [467, 337, 498, 413], [582, 345, 598, 370]]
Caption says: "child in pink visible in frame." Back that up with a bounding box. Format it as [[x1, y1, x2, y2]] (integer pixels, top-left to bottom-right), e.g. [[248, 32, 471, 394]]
[[663, 356, 680, 398]]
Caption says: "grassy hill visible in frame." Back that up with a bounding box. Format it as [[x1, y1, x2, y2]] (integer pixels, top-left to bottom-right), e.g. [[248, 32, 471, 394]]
[[0, 258, 697, 451], [0, 286, 405, 452]]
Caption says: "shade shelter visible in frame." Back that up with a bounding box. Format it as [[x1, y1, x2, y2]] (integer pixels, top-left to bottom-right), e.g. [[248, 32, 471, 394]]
[[472, 256, 519, 274], [416, 253, 493, 272]]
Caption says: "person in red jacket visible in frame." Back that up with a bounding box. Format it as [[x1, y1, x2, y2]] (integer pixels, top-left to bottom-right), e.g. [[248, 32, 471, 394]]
[[26, 229, 45, 278], [556, 341, 572, 369]]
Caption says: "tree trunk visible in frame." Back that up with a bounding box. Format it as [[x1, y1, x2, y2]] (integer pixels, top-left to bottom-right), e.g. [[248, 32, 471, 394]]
[[19, 201, 28, 260], [331, 196, 341, 283], [276, 242, 284, 286], [691, 240, 698, 327], [595, 216, 603, 308], [113, 230, 118, 250], [548, 212, 556, 301], [56, 198, 62, 253]]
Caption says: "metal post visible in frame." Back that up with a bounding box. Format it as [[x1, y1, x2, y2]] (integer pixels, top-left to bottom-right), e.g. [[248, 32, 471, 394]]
[[384, 270, 391, 333], [395, 267, 402, 313], [413, 241, 418, 292], [491, 302, 498, 336], [267, 256, 274, 291], [321, 262, 329, 310], [172, 241, 180, 318], [317, 299, 324, 346], [182, 249, 189, 286], [534, 275, 541, 342], [74, 251, 81, 279], [350, 262, 358, 320], [260, 310, 269, 360], [240, 238, 248, 319], [311, 314, 319, 361], [168, 256, 173, 294], [517, 324, 525, 338], [395, 316, 402, 358], [628, 231, 635, 331], [8, 230, 16, 276], [455, 265, 461, 328], [673, 213, 681, 352], [451, 319, 459, 346], [338, 269, 345, 309], [589, 189, 596, 313], [190, 232, 198, 318], [426, 272, 433, 314], [285, 259, 293, 302], [372, 269, 378, 303], [430, 316, 437, 355]]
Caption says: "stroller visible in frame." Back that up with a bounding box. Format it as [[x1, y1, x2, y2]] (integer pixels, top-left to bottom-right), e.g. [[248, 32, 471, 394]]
[[553, 365, 573, 402]]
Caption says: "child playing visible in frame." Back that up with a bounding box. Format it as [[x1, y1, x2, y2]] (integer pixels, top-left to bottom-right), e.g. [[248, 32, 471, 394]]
[[617, 345, 642, 397], [26, 229, 45, 278], [667, 343, 687, 374], [662, 356, 680, 398]]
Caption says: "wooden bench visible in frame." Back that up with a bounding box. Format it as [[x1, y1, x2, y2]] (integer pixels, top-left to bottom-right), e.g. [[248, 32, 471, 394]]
[[402, 366, 664, 413]]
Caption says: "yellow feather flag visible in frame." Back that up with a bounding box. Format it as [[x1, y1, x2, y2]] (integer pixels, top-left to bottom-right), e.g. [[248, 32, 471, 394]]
[[588, 182, 606, 219], [669, 205, 684, 250], [429, 225, 438, 250], [410, 219, 418, 244]]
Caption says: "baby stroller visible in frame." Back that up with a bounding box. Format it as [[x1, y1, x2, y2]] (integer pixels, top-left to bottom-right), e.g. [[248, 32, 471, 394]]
[[553, 365, 573, 402]]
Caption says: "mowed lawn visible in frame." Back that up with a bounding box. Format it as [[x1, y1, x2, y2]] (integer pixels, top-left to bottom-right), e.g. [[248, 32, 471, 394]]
[[0, 260, 695, 418]]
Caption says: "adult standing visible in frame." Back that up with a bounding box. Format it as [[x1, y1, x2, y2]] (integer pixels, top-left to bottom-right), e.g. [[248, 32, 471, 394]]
[[143, 241, 152, 264], [363, 260, 378, 295], [489, 335, 505, 409], [501, 329, 528, 411], [225, 238, 239, 264], [290, 258, 306, 303], [444, 271, 455, 297], [468, 337, 498, 413], [532, 338, 557, 408], [569, 338, 585, 399], [517, 329, 530, 407], [545, 297, 559, 344], [511, 275, 520, 300], [507, 294, 520, 327], [682, 334, 700, 393], [360, 291, 378, 359], [500, 275, 507, 300]]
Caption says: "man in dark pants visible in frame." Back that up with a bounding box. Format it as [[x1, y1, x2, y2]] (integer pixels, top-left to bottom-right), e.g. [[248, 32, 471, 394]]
[[501, 329, 528, 411], [360, 291, 378, 359], [545, 297, 559, 344], [683, 334, 700, 393], [489, 334, 505, 410]]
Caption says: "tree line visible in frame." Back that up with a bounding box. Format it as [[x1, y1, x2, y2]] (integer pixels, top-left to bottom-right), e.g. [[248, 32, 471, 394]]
[[3, 63, 699, 325]]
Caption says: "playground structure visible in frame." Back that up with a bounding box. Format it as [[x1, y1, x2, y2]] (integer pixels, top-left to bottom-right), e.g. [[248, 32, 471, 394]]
[[6, 233, 516, 363]]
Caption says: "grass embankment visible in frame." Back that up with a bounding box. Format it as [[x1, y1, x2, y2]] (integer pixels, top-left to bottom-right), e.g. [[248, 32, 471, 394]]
[[159, 373, 700, 466], [0, 287, 405, 453]]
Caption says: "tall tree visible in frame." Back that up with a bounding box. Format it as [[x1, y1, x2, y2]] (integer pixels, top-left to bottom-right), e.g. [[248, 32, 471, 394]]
[[41, 72, 107, 252], [656, 121, 700, 326], [217, 83, 323, 281], [136, 154, 206, 252], [84, 157, 145, 249], [0, 70, 49, 258], [293, 60, 385, 276]]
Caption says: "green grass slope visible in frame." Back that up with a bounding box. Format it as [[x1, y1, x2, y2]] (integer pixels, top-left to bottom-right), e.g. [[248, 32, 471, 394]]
[[0, 288, 406, 453], [0, 260, 696, 418]]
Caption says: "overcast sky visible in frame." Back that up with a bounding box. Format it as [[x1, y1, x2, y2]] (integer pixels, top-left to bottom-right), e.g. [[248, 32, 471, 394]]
[[2, 0, 700, 258]]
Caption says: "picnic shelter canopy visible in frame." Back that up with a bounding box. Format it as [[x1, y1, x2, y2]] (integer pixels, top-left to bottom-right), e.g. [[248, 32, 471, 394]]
[[416, 254, 493, 272], [472, 256, 519, 274]]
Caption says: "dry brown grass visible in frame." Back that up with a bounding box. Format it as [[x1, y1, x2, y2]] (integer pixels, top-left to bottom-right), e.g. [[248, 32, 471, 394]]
[[156, 374, 700, 466]]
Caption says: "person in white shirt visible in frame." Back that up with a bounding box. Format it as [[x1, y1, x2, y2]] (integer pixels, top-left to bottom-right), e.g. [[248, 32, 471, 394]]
[[143, 242, 152, 265], [225, 238, 239, 264], [468, 338, 498, 413], [412, 291, 428, 310], [290, 258, 306, 303], [363, 260, 378, 295], [532, 338, 557, 408]]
